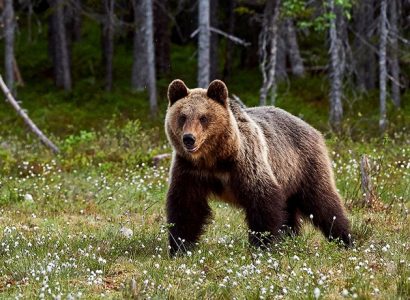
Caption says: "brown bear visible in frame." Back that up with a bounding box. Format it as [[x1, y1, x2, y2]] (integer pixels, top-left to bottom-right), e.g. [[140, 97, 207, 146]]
[[165, 79, 352, 255]]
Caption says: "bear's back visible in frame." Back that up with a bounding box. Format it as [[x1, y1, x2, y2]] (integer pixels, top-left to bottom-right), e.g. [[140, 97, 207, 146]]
[[244, 106, 321, 146], [240, 105, 327, 196]]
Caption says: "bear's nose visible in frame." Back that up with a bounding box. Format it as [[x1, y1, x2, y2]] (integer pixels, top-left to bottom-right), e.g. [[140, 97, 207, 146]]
[[182, 134, 196, 148]]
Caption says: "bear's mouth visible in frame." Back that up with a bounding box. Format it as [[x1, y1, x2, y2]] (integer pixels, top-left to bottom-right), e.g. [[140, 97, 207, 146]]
[[185, 146, 199, 153]]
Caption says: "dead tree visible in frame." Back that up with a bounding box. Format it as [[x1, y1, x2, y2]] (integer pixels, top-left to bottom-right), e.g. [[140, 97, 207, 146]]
[[102, 0, 115, 91], [360, 155, 375, 208], [259, 0, 281, 106], [4, 0, 15, 93], [379, 0, 388, 132], [328, 0, 344, 132], [198, 0, 210, 88]]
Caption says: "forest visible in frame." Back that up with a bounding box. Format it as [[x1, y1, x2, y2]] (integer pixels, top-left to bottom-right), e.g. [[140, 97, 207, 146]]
[[0, 0, 409, 299]]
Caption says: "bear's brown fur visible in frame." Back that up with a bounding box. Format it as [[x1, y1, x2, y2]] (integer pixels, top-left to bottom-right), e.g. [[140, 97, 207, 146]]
[[165, 79, 352, 255]]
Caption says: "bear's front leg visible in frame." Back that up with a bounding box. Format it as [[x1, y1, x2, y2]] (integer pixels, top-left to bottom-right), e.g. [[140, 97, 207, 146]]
[[166, 165, 212, 256], [233, 173, 287, 248]]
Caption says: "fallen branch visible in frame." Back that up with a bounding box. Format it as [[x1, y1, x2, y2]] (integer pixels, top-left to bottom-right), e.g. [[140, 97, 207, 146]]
[[0, 74, 59, 153], [152, 153, 171, 167], [191, 26, 251, 47]]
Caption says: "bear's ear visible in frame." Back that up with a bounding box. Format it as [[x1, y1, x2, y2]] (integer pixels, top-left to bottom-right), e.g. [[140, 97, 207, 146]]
[[207, 80, 229, 107], [168, 79, 189, 105]]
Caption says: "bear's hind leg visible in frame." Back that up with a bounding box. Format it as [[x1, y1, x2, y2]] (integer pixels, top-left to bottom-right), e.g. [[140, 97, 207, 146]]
[[245, 203, 287, 247], [284, 195, 302, 236], [299, 187, 353, 247], [234, 180, 287, 248]]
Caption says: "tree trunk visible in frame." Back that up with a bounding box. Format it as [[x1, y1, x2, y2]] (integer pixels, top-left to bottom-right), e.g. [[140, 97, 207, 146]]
[[27, 0, 33, 42], [198, 0, 210, 88], [276, 32, 287, 82], [154, 0, 171, 76], [210, 0, 219, 80], [337, 4, 349, 85], [4, 0, 15, 93], [66, 0, 82, 42], [72, 0, 82, 42], [379, 0, 388, 132], [328, 0, 344, 132], [389, 0, 401, 108], [353, 0, 376, 91], [144, 0, 158, 116], [102, 0, 115, 91], [285, 18, 304, 77], [131, 0, 147, 90], [48, 0, 72, 91], [222, 0, 236, 81], [259, 0, 281, 106]]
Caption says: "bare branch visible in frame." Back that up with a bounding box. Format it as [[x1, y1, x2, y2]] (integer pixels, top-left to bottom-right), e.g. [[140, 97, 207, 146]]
[[349, 27, 405, 88], [190, 27, 250, 47], [190, 28, 199, 38], [209, 27, 251, 47]]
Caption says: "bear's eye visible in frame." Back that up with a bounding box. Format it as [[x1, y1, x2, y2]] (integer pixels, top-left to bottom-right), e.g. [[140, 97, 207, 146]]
[[199, 115, 208, 124], [178, 115, 186, 126]]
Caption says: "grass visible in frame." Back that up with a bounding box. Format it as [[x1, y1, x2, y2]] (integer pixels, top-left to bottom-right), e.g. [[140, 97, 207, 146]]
[[0, 120, 409, 299]]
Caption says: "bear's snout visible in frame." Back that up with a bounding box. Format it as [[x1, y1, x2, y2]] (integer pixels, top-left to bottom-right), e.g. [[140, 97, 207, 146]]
[[182, 133, 196, 150]]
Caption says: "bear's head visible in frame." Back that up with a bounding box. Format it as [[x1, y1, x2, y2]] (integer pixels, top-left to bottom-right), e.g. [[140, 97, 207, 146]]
[[165, 79, 238, 165]]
